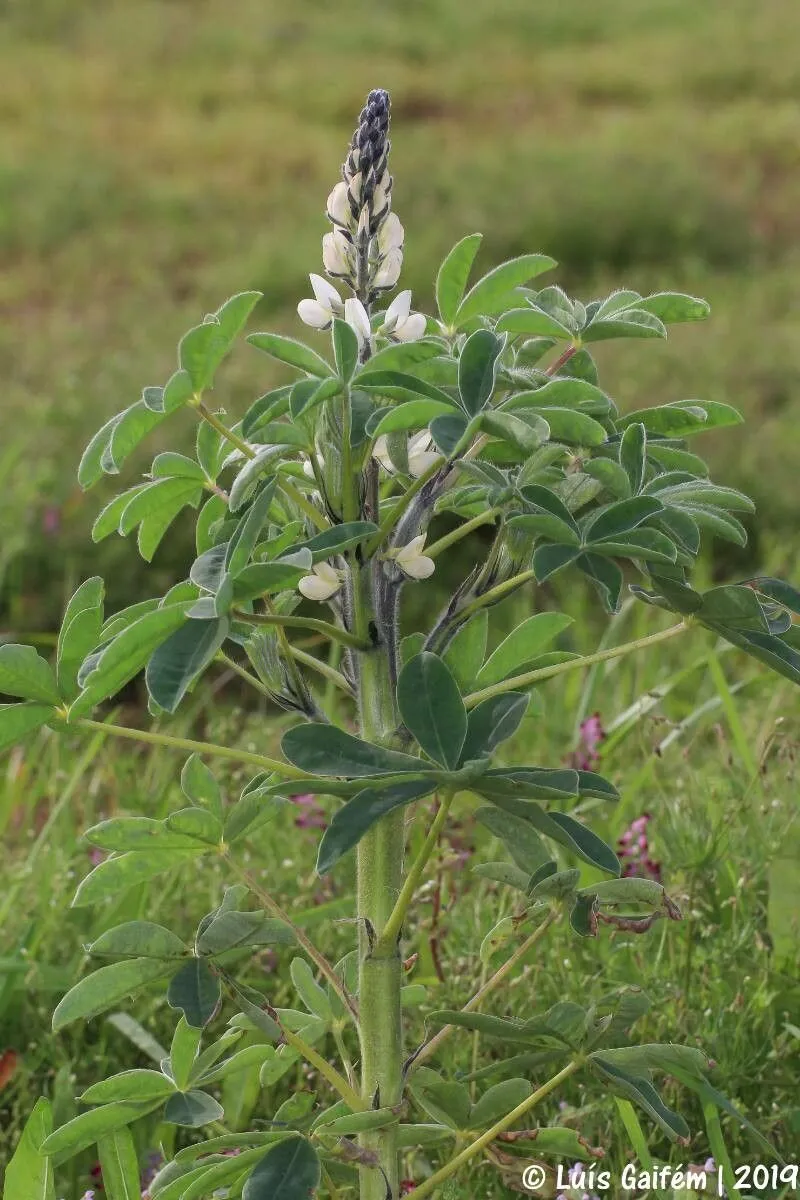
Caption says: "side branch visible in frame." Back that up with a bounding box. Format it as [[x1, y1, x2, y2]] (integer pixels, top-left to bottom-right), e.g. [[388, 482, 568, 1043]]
[[464, 621, 688, 708], [73, 716, 306, 779]]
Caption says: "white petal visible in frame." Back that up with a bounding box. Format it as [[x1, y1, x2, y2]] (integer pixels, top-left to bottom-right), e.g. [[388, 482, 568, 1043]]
[[322, 230, 351, 277], [372, 181, 391, 217], [403, 534, 428, 558], [326, 181, 351, 226], [400, 554, 435, 580], [344, 297, 372, 346], [372, 435, 393, 473], [309, 273, 342, 313], [408, 450, 440, 478], [378, 212, 404, 253], [373, 248, 403, 290], [298, 574, 340, 601], [298, 299, 332, 329], [394, 312, 427, 342], [314, 562, 341, 588], [409, 430, 433, 455], [383, 289, 412, 333]]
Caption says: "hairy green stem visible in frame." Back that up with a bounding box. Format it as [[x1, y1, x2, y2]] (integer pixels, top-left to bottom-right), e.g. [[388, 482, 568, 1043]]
[[464, 621, 688, 708], [72, 716, 305, 778], [352, 560, 404, 1200], [224, 856, 358, 1022], [216, 651, 274, 699], [233, 608, 370, 651], [410, 908, 558, 1071], [364, 456, 444, 556], [404, 1059, 582, 1199], [378, 792, 453, 951]]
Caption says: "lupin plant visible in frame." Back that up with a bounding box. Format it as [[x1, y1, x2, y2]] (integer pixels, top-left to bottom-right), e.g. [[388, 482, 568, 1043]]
[[3, 88, 800, 1200]]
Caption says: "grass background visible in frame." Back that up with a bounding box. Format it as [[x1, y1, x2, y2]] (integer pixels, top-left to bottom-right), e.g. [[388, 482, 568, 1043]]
[[1, 0, 799, 1195]]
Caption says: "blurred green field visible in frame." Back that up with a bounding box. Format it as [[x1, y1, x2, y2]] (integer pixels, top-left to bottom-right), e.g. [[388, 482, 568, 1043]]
[[2, 0, 800, 627]]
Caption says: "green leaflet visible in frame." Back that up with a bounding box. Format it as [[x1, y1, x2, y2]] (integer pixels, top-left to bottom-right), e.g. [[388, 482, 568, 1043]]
[[0, 644, 60, 704], [316, 779, 435, 874], [242, 1135, 321, 1200], [97, 1128, 141, 1200], [247, 331, 333, 378], [397, 652, 467, 768], [180, 291, 262, 392], [0, 702, 55, 754], [458, 329, 505, 415], [436, 232, 483, 325], [456, 253, 556, 323], [167, 958, 221, 1028], [2, 1097, 55, 1200], [52, 959, 175, 1031], [281, 723, 423, 776], [474, 612, 573, 688]]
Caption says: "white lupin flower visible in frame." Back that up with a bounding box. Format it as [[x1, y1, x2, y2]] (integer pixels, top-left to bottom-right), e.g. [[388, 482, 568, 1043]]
[[326, 181, 351, 227], [344, 297, 372, 349], [378, 212, 404, 253], [388, 534, 435, 580], [392, 310, 426, 341], [322, 230, 352, 277], [373, 430, 438, 477], [373, 247, 403, 290], [380, 290, 426, 342], [298, 561, 343, 602], [297, 274, 344, 330]]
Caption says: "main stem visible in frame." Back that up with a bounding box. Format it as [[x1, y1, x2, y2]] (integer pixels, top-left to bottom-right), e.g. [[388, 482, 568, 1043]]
[[353, 561, 404, 1200]]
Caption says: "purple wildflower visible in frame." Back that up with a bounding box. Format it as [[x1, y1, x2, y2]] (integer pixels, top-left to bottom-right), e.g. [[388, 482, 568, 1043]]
[[616, 812, 662, 882]]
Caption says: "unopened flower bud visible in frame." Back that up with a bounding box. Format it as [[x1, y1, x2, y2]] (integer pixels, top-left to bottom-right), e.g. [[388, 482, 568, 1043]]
[[326, 181, 352, 228], [322, 230, 352, 278]]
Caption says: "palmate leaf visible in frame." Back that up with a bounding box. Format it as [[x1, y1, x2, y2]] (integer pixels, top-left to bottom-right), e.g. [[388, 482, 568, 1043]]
[[316, 779, 435, 875], [195, 911, 294, 956]]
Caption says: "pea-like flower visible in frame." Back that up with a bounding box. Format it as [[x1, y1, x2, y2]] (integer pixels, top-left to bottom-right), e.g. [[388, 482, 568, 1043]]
[[298, 561, 344, 602], [344, 297, 372, 351], [385, 534, 435, 580], [380, 290, 427, 342], [297, 274, 344, 330], [373, 429, 439, 477]]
